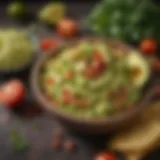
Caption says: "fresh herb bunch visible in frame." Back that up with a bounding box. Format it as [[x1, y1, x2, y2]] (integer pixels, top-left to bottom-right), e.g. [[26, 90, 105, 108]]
[[85, 0, 160, 43]]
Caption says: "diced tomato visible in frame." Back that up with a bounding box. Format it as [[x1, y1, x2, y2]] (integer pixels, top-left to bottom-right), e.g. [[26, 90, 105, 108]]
[[62, 95, 75, 105], [62, 88, 75, 104], [93, 51, 104, 61], [84, 51, 106, 79], [84, 67, 95, 78], [0, 79, 25, 106], [40, 39, 57, 51], [46, 78, 56, 85], [94, 152, 117, 160], [92, 58, 106, 72], [65, 71, 74, 80], [75, 99, 89, 108], [140, 39, 157, 55]]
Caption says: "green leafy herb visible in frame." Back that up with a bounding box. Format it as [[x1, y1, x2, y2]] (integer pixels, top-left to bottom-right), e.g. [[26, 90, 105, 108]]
[[85, 0, 160, 43], [9, 129, 29, 152]]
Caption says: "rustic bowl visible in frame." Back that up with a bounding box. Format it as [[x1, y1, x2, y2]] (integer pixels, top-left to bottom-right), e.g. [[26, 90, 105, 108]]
[[30, 38, 156, 135]]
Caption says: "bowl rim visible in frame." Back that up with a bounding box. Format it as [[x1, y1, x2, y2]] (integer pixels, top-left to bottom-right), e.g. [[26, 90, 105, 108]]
[[30, 37, 154, 126]]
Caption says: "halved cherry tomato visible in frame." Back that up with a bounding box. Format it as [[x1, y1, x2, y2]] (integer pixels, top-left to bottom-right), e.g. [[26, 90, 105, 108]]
[[94, 152, 117, 160], [40, 39, 57, 51], [140, 39, 157, 55], [0, 79, 25, 106]]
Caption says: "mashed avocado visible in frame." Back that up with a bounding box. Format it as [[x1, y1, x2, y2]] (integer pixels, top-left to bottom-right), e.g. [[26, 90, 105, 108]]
[[41, 40, 150, 118], [0, 29, 34, 70]]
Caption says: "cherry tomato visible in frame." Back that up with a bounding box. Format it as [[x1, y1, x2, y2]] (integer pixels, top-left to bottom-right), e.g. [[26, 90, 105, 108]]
[[152, 58, 160, 72], [40, 39, 57, 51], [56, 18, 78, 38], [0, 79, 25, 106], [94, 152, 117, 160], [140, 39, 157, 55]]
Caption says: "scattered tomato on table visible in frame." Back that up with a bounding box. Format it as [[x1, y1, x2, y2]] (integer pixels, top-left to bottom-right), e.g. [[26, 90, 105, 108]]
[[0, 79, 26, 106], [56, 18, 79, 38], [140, 39, 157, 55], [94, 152, 117, 160], [40, 39, 57, 52]]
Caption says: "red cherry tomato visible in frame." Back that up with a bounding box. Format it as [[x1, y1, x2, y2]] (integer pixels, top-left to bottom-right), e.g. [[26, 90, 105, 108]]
[[0, 79, 25, 106], [56, 18, 78, 38], [94, 152, 117, 160], [140, 39, 157, 55], [40, 39, 57, 51]]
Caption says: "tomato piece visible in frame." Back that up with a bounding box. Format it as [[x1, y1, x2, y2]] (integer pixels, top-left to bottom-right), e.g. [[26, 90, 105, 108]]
[[92, 58, 106, 72], [152, 58, 160, 72], [46, 78, 56, 85], [93, 51, 104, 61], [62, 88, 75, 104], [84, 67, 95, 78], [56, 18, 78, 38], [140, 39, 157, 55], [0, 80, 25, 106], [75, 99, 89, 108], [64, 71, 74, 80], [94, 152, 117, 160], [40, 39, 57, 51]]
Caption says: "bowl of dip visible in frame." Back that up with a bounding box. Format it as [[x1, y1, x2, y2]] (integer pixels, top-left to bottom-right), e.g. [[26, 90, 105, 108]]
[[31, 37, 155, 134]]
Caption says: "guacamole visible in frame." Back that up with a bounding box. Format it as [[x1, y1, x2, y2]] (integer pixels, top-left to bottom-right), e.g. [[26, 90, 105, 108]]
[[41, 40, 150, 118]]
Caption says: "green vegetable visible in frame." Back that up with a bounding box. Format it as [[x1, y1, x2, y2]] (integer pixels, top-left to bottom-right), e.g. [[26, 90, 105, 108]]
[[39, 2, 66, 25], [85, 0, 160, 43], [7, 1, 26, 18], [9, 129, 29, 151]]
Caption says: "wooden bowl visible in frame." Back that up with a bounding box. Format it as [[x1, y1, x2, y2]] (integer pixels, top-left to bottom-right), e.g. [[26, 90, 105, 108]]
[[30, 38, 156, 135]]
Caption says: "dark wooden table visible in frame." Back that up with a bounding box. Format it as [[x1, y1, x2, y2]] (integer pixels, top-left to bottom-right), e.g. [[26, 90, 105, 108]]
[[0, 1, 159, 160]]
